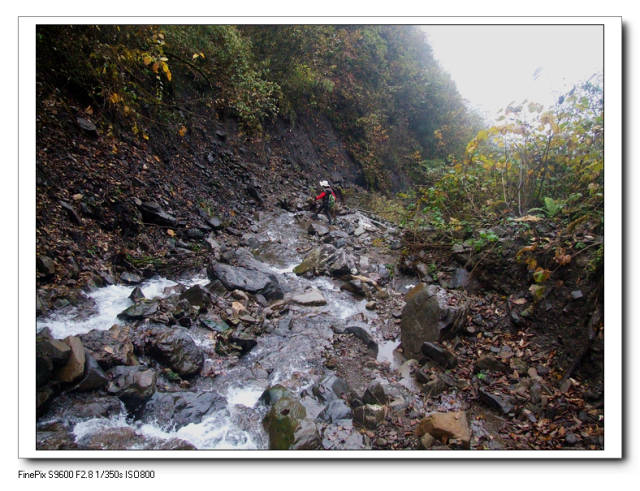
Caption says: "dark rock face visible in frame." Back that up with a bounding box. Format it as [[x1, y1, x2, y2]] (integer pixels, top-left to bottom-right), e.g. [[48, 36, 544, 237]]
[[140, 391, 226, 430], [207, 261, 283, 301], [106, 365, 157, 413], [400, 284, 469, 358], [421, 342, 457, 369]]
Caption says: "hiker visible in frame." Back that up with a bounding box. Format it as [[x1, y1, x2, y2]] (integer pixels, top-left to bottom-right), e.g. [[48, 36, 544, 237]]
[[315, 180, 337, 224]]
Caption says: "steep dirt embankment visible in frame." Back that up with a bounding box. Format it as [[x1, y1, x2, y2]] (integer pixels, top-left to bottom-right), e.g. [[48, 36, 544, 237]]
[[36, 90, 364, 313]]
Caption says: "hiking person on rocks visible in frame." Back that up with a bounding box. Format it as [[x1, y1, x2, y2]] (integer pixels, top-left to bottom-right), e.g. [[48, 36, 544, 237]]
[[315, 180, 337, 225]]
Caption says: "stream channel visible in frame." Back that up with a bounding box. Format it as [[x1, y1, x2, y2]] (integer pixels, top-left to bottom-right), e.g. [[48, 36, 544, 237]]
[[36, 209, 424, 450]]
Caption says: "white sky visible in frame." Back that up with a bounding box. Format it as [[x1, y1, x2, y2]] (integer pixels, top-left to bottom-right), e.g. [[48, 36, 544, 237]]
[[421, 25, 603, 121]]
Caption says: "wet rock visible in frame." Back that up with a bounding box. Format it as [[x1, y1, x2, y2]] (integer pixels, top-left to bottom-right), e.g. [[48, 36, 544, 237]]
[[365, 301, 377, 310], [80, 427, 195, 450], [263, 396, 307, 450], [421, 342, 457, 369], [54, 336, 86, 384], [415, 411, 471, 449], [312, 375, 351, 403], [207, 261, 283, 301], [36, 421, 78, 450], [140, 391, 225, 430], [227, 335, 258, 356], [45, 394, 125, 422], [260, 384, 293, 406], [318, 399, 352, 423], [363, 381, 389, 406], [180, 284, 211, 309], [291, 419, 322, 450], [345, 323, 378, 355], [148, 326, 204, 377], [322, 421, 368, 450], [120, 272, 143, 285], [36, 330, 71, 386], [71, 350, 107, 392], [340, 278, 366, 297], [117, 299, 159, 321], [80, 325, 137, 369], [291, 288, 327, 306], [400, 283, 469, 358], [478, 388, 514, 415], [353, 404, 385, 429], [129, 286, 145, 301], [106, 365, 157, 413]]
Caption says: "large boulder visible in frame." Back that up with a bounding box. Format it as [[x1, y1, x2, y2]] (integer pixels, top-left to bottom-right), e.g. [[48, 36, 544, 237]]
[[80, 325, 137, 369], [415, 411, 471, 449], [207, 261, 283, 301], [36, 329, 71, 387], [262, 396, 307, 450], [71, 350, 107, 392], [180, 284, 212, 309], [106, 365, 157, 413], [400, 284, 469, 358], [140, 391, 226, 430], [54, 336, 86, 384], [117, 299, 159, 321], [147, 326, 204, 377]]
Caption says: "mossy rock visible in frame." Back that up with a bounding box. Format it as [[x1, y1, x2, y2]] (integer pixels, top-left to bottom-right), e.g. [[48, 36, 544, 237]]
[[262, 396, 307, 450]]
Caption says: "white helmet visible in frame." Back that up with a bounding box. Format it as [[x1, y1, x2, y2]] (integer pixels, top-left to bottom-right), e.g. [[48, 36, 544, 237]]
[[319, 180, 329, 187]]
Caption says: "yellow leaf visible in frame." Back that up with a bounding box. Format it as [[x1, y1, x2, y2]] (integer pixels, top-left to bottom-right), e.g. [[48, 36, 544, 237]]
[[167, 229, 175, 237], [85, 106, 94, 115], [192, 53, 200, 60], [109, 93, 121, 104], [143, 133, 149, 140], [178, 126, 187, 137], [151, 62, 159, 73], [142, 54, 153, 66]]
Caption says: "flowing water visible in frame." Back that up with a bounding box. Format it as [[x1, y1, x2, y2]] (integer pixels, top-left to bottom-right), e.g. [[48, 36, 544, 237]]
[[37, 210, 415, 450]]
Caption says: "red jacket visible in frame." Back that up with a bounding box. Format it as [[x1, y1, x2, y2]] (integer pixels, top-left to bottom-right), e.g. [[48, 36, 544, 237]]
[[315, 189, 336, 201]]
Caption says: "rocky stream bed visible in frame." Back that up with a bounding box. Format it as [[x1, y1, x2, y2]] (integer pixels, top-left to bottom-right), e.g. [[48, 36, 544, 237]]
[[36, 206, 604, 451]]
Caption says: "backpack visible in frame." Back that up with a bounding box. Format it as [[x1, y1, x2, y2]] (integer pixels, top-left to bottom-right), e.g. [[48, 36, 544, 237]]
[[328, 191, 336, 208]]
